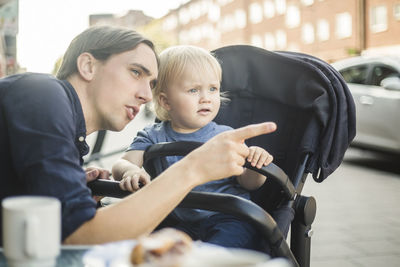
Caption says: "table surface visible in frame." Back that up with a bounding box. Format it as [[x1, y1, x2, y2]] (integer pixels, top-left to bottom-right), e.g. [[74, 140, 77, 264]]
[[0, 246, 90, 267], [0, 244, 292, 267]]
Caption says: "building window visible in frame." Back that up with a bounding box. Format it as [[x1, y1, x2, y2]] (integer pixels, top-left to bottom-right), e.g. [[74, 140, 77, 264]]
[[370, 5, 388, 32], [216, 10, 246, 30], [302, 23, 315, 44], [162, 15, 178, 31], [286, 5, 300, 28], [395, 4, 400, 20], [199, 1, 211, 16], [189, 3, 201, 21], [250, 3, 263, 24], [235, 9, 247, 29], [179, 30, 189, 44], [179, 7, 190, 25], [335, 12, 352, 39], [264, 33, 276, 50], [218, 14, 236, 32], [251, 34, 263, 47], [217, 0, 233, 6], [301, 0, 314, 6], [264, 0, 275, 19], [189, 27, 201, 43], [208, 4, 221, 22], [317, 19, 330, 41], [287, 43, 300, 51], [275, 30, 287, 49], [275, 0, 286, 15]]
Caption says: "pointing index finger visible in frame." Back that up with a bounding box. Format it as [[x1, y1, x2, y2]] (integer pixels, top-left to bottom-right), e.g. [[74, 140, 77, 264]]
[[231, 122, 277, 142]]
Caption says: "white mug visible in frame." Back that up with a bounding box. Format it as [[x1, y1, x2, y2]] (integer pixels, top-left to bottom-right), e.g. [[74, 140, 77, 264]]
[[2, 196, 61, 267]]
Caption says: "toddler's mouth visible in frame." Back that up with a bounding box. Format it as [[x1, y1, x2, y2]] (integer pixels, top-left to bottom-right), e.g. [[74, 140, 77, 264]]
[[198, 108, 211, 114]]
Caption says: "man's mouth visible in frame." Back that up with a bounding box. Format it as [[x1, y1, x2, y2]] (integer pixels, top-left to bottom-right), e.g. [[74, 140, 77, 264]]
[[126, 105, 139, 120]]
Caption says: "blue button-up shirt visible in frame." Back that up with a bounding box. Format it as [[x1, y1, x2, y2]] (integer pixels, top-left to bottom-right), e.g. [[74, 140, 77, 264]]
[[0, 73, 97, 244]]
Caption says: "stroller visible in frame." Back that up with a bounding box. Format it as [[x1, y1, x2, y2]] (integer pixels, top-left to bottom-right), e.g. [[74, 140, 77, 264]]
[[88, 45, 356, 267]]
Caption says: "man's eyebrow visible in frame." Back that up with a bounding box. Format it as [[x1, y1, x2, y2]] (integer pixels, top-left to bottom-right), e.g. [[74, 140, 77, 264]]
[[130, 63, 153, 76]]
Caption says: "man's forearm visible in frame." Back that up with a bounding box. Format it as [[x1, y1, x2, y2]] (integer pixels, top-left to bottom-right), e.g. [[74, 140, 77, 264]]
[[64, 159, 196, 244]]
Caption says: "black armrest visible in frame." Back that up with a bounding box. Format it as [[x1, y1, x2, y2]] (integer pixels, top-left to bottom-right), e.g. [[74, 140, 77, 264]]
[[86, 179, 297, 265], [143, 141, 296, 200], [88, 179, 130, 198]]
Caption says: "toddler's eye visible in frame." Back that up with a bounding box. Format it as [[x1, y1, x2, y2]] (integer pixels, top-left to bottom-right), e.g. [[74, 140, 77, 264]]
[[210, 87, 218, 92], [188, 88, 198, 93], [150, 80, 157, 89]]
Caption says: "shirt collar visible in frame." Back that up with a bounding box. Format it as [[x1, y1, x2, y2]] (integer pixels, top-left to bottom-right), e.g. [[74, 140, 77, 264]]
[[60, 80, 89, 158]]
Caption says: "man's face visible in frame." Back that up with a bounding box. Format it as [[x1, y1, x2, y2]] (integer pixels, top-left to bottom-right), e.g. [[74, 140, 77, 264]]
[[89, 43, 158, 132]]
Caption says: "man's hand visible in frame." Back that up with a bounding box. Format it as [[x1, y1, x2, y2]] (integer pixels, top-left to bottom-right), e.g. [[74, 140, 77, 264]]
[[85, 167, 111, 183], [85, 167, 111, 203], [185, 122, 277, 184]]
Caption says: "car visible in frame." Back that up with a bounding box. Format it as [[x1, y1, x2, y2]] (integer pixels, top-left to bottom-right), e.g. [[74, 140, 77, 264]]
[[332, 55, 400, 155]]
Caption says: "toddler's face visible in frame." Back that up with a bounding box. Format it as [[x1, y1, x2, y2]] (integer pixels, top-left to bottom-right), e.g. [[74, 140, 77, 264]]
[[161, 68, 221, 133]]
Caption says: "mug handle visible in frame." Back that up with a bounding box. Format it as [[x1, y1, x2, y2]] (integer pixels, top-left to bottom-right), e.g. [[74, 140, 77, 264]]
[[24, 216, 40, 257]]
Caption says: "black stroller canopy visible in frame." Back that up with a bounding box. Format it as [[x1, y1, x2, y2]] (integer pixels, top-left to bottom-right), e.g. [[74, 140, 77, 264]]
[[213, 45, 356, 182]]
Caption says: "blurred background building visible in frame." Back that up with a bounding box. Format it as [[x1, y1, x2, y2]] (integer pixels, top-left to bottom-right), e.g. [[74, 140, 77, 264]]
[[83, 0, 400, 63], [0, 0, 18, 77], [1, 0, 399, 75], [158, 0, 400, 62], [89, 10, 153, 29]]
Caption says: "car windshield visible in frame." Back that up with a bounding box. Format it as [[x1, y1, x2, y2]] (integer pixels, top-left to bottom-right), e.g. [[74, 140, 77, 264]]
[[340, 65, 369, 84]]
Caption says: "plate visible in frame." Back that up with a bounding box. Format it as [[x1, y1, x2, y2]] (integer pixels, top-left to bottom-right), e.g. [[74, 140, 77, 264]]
[[82, 239, 290, 267]]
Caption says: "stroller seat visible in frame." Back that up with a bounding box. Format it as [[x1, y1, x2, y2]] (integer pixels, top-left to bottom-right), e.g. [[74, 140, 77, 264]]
[[88, 45, 356, 267]]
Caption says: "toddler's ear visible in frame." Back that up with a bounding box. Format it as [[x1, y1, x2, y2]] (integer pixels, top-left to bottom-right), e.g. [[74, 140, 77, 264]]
[[159, 93, 171, 111]]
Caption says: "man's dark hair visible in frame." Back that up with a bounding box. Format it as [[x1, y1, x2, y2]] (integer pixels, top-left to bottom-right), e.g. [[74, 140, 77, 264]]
[[56, 26, 158, 80]]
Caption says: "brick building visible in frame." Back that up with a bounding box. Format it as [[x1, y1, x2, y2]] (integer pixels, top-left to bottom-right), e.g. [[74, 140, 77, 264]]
[[159, 0, 400, 62], [89, 10, 153, 29]]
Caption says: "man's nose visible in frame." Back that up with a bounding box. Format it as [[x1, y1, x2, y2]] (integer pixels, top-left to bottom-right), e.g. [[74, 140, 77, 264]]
[[137, 81, 153, 103]]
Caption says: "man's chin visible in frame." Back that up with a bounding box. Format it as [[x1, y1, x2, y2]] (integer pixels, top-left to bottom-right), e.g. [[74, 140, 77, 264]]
[[106, 121, 129, 132]]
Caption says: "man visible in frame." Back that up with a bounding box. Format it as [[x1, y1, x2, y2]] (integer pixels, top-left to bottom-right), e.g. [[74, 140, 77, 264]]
[[0, 25, 276, 245]]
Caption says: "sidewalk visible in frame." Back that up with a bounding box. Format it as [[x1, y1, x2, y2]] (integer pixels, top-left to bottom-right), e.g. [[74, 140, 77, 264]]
[[303, 149, 400, 267]]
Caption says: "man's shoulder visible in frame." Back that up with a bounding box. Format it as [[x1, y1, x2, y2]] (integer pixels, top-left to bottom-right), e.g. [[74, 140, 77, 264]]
[[1, 72, 56, 85], [1, 73, 64, 96], [1, 73, 75, 123]]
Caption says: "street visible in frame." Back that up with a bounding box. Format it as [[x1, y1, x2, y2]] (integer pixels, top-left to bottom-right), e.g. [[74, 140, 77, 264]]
[[304, 148, 400, 266]]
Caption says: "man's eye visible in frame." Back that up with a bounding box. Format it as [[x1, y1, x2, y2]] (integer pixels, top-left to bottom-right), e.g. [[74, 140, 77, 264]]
[[131, 69, 140, 76]]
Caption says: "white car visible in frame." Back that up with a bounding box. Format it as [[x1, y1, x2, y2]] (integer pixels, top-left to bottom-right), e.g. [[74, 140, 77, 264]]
[[332, 55, 400, 154]]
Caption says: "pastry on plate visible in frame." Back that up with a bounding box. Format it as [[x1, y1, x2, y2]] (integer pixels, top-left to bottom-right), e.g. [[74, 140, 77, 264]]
[[130, 228, 193, 267]]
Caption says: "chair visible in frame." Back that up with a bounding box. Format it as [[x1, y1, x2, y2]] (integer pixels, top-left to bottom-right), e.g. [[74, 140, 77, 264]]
[[88, 45, 356, 267]]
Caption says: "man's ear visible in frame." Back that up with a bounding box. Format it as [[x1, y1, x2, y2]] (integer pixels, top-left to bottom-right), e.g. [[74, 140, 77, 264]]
[[159, 92, 171, 111], [76, 53, 96, 81]]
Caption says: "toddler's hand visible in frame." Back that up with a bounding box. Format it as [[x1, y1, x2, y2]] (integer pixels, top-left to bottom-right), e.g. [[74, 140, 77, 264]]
[[247, 146, 273, 169], [120, 169, 151, 192]]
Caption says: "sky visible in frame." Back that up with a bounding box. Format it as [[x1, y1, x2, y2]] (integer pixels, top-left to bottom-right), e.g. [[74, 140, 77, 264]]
[[17, 0, 188, 73]]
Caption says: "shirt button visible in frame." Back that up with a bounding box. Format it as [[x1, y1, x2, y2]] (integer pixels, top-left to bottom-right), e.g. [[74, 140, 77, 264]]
[[78, 136, 85, 142]]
